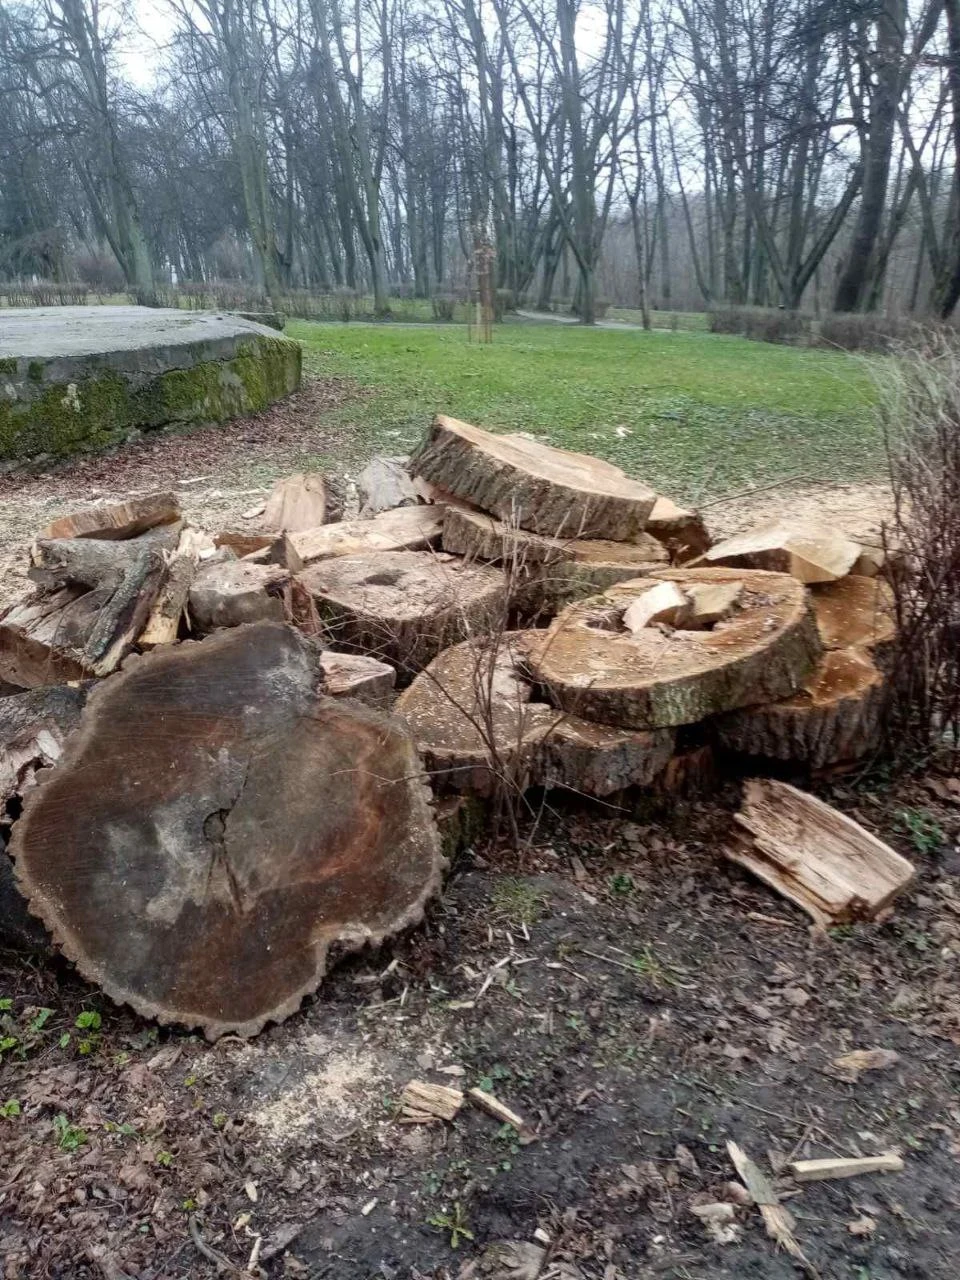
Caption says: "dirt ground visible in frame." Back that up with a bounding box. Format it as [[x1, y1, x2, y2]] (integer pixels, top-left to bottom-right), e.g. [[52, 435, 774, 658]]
[[1, 380, 953, 1280], [2, 772, 960, 1280]]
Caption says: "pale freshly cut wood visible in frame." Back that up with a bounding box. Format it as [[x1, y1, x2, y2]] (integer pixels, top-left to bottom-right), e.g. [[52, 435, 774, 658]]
[[38, 492, 181, 541], [441, 504, 570, 567], [410, 415, 656, 539], [188, 560, 288, 633], [140, 527, 216, 648], [299, 550, 507, 674], [395, 633, 555, 795], [698, 521, 861, 583], [544, 536, 667, 605], [399, 1080, 464, 1121], [9, 622, 444, 1039], [714, 648, 884, 767], [728, 777, 915, 927], [726, 1142, 809, 1268], [645, 496, 711, 563], [679, 580, 744, 629], [319, 650, 396, 706], [810, 575, 896, 652], [522, 568, 820, 729], [214, 530, 277, 558], [286, 506, 445, 571], [262, 472, 331, 533], [357, 456, 420, 516], [622, 580, 689, 632], [467, 1086, 532, 1136], [532, 715, 675, 797], [790, 1155, 903, 1183]]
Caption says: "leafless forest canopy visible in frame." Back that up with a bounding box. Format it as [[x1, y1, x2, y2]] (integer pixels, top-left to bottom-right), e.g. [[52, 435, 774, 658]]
[[1, 0, 958, 322]]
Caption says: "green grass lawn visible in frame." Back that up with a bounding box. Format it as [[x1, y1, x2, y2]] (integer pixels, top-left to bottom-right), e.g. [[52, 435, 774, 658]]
[[288, 320, 881, 503]]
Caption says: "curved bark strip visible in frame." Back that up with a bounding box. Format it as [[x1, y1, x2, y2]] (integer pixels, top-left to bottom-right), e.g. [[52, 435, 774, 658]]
[[523, 568, 821, 729], [714, 647, 884, 767], [10, 622, 444, 1039], [298, 550, 507, 675], [810, 575, 896, 653], [410, 416, 656, 539]]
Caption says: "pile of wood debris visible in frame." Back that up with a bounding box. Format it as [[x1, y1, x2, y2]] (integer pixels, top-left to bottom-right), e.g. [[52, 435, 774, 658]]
[[0, 415, 914, 1038]]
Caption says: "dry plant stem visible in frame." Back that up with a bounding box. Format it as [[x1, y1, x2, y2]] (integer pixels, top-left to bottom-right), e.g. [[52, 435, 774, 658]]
[[877, 335, 960, 761]]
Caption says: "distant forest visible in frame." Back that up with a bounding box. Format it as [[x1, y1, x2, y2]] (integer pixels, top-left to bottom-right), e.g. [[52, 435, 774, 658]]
[[1, 0, 958, 322]]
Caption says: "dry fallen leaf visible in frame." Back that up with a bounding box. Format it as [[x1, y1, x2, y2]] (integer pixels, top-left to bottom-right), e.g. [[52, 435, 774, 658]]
[[830, 1048, 901, 1084], [847, 1215, 877, 1237]]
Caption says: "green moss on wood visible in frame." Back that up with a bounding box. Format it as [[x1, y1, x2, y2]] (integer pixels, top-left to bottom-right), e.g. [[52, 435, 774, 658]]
[[0, 336, 302, 460]]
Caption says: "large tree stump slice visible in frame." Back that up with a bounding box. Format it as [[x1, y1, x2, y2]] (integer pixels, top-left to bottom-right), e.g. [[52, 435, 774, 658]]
[[697, 521, 861, 583], [188, 560, 288, 633], [410, 416, 656, 539], [810, 575, 896, 652], [395, 634, 556, 795], [298, 550, 507, 674], [9, 623, 444, 1038], [533, 716, 675, 797], [287, 506, 445, 570], [714, 647, 884, 767], [38, 492, 181, 542], [522, 568, 821, 729], [263, 473, 332, 533]]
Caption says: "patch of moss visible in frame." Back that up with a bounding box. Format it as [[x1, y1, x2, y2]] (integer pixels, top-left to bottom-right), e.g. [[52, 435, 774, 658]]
[[27, 362, 45, 383], [0, 335, 302, 460], [0, 358, 17, 378]]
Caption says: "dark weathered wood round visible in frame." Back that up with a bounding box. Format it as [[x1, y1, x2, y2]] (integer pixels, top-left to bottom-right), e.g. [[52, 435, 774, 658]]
[[10, 622, 444, 1039]]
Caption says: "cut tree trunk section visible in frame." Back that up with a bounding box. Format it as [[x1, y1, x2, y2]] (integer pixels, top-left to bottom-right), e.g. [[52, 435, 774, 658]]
[[810, 575, 896, 652], [410, 416, 656, 539], [714, 647, 884, 767], [523, 568, 821, 729], [286, 506, 444, 571], [298, 550, 507, 674], [357, 457, 421, 516], [645, 496, 711, 563], [188, 561, 288, 633], [698, 522, 861, 583], [38, 492, 181, 542], [727, 777, 915, 926], [9, 622, 444, 1038], [262, 473, 332, 533], [532, 715, 675, 797]]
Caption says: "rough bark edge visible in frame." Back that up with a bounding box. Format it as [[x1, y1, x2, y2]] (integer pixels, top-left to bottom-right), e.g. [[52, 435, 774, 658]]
[[9, 627, 446, 1039]]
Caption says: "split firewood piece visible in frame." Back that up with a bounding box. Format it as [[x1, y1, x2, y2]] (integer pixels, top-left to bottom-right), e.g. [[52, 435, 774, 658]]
[[544, 536, 667, 605], [0, 587, 105, 687], [0, 685, 88, 955], [298, 550, 507, 674], [319, 650, 396, 707], [140, 528, 217, 648], [726, 1142, 813, 1273], [410, 415, 656, 539], [82, 545, 169, 676], [522, 568, 820, 729], [357, 456, 421, 517], [30, 537, 144, 592], [645, 495, 711, 563], [679, 579, 744, 629], [398, 1080, 464, 1122], [262, 472, 331, 533], [441, 504, 570, 567], [9, 622, 445, 1039], [188, 560, 288, 633], [38, 491, 181, 542], [622, 580, 690, 632], [286, 506, 445, 571], [395, 633, 556, 795], [467, 1086, 533, 1138], [728, 777, 915, 927], [810, 575, 896, 652], [532, 716, 675, 797], [698, 521, 861, 583], [790, 1155, 903, 1183], [714, 648, 884, 768]]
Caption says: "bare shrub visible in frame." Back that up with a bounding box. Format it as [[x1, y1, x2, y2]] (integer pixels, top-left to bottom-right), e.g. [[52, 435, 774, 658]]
[[877, 334, 960, 763], [431, 292, 457, 322], [818, 312, 920, 353], [708, 307, 745, 335], [708, 305, 811, 344]]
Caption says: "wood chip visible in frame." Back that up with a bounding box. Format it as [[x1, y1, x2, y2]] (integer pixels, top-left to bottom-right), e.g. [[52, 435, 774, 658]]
[[398, 1080, 464, 1122], [467, 1086, 533, 1139], [829, 1048, 901, 1083], [790, 1154, 903, 1182]]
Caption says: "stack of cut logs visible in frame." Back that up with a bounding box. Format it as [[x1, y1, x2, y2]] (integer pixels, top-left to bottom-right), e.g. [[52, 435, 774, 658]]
[[0, 414, 912, 1038]]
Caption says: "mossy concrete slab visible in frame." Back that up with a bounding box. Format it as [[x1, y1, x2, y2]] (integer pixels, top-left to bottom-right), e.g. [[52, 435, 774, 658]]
[[0, 307, 302, 461]]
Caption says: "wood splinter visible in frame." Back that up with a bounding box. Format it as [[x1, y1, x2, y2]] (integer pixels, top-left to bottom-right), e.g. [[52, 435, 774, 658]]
[[398, 1080, 464, 1122]]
